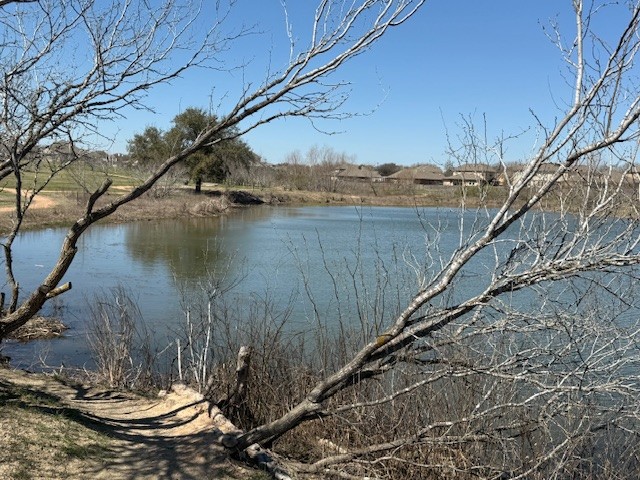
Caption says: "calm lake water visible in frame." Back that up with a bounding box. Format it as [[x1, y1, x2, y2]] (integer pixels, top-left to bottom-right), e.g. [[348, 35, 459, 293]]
[[0, 205, 577, 369]]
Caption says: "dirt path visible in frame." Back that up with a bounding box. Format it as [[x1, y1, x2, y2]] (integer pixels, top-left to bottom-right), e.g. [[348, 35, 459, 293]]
[[0, 194, 58, 213], [0, 368, 252, 480]]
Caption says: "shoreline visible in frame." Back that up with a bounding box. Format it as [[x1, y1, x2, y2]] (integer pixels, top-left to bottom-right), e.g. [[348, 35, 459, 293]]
[[0, 185, 509, 235]]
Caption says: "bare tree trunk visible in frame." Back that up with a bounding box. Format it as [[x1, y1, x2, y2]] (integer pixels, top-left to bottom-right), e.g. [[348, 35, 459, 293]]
[[212, 346, 253, 425]]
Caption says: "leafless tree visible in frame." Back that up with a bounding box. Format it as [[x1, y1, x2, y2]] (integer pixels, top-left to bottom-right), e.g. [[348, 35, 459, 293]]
[[305, 145, 354, 192], [209, 2, 640, 477], [275, 145, 354, 191], [0, 0, 231, 314], [0, 0, 426, 334]]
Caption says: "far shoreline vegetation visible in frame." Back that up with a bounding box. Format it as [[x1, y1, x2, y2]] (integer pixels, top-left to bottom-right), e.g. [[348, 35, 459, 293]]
[[2, 151, 636, 234]]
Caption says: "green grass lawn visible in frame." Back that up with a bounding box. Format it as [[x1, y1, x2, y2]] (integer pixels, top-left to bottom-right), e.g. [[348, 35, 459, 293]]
[[0, 190, 12, 207], [0, 163, 140, 193]]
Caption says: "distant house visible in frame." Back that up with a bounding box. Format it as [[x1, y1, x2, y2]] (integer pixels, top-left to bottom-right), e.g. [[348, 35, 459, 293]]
[[507, 163, 590, 187], [386, 164, 444, 186], [501, 162, 640, 189], [443, 163, 498, 186], [498, 163, 560, 187], [574, 164, 640, 189], [494, 164, 519, 186], [334, 165, 383, 182], [41, 142, 123, 166]]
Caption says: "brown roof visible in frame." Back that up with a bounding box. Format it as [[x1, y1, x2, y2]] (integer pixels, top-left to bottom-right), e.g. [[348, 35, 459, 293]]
[[389, 164, 444, 181]]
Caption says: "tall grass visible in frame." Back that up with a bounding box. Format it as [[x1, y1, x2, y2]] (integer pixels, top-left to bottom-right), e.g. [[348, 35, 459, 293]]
[[87, 287, 159, 390]]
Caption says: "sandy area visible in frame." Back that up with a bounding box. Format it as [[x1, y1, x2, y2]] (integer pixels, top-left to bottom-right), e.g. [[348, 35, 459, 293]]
[[0, 194, 57, 213]]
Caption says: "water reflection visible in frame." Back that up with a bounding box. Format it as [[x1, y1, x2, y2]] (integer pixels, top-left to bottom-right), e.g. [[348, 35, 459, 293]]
[[124, 218, 227, 282], [123, 206, 309, 283]]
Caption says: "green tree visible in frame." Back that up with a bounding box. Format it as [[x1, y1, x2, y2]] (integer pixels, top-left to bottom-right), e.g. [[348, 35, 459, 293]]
[[128, 108, 256, 192], [127, 127, 169, 167], [375, 162, 402, 177]]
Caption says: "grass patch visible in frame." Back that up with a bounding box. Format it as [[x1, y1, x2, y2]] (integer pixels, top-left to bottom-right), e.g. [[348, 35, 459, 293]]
[[0, 190, 13, 207], [0, 163, 139, 193], [0, 380, 115, 480]]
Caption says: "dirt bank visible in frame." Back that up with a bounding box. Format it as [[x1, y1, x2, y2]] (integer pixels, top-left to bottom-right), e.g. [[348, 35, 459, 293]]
[[0, 190, 241, 234]]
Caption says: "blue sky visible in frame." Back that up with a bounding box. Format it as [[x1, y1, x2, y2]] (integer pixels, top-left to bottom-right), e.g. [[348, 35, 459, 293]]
[[100, 1, 627, 167]]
